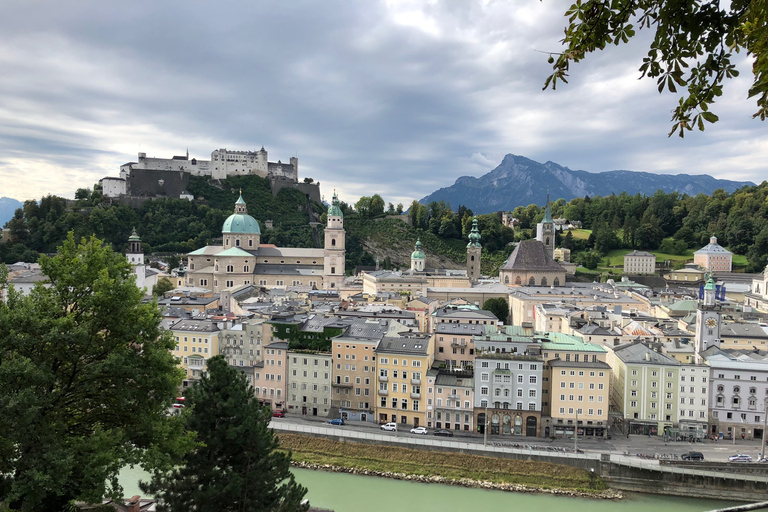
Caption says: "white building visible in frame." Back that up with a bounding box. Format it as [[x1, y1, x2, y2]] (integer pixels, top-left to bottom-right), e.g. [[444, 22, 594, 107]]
[[624, 250, 656, 274], [694, 236, 733, 272]]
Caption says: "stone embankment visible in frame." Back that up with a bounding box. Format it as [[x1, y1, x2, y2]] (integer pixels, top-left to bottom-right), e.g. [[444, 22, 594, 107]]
[[291, 461, 623, 499]]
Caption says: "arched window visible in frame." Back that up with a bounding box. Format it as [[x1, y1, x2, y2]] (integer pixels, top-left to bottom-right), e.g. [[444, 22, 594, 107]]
[[545, 237, 550, 245], [504, 276, 509, 284], [515, 276, 522, 285], [541, 277, 547, 286], [471, 255, 475, 261], [553, 277, 560, 286], [528, 277, 535, 285], [331, 239, 336, 246]]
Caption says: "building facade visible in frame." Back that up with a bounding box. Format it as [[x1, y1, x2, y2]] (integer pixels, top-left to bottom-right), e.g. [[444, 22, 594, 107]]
[[624, 250, 656, 274], [694, 236, 733, 272]]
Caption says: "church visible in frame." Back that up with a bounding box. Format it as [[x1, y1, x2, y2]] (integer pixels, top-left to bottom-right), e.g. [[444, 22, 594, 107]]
[[185, 192, 346, 292]]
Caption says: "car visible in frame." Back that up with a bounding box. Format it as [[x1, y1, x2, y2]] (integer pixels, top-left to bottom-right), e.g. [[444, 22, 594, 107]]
[[172, 397, 186, 409], [433, 429, 454, 437], [272, 410, 285, 418], [410, 426, 428, 435], [380, 422, 398, 431], [729, 454, 753, 462], [681, 451, 704, 461], [328, 418, 345, 425]]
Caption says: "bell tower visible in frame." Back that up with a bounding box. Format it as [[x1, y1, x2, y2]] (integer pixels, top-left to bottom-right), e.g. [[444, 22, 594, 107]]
[[323, 192, 346, 289], [126, 227, 146, 291], [466, 217, 482, 284], [695, 275, 721, 361], [537, 192, 555, 259]]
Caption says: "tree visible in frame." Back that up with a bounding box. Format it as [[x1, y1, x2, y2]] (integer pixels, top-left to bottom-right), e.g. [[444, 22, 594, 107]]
[[0, 233, 187, 511], [144, 356, 308, 512], [545, 0, 768, 136], [482, 297, 508, 324], [153, 276, 176, 297], [579, 250, 602, 270]]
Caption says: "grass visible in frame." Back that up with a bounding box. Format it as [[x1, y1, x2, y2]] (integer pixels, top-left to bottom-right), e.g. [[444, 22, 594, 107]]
[[277, 433, 605, 492], [568, 229, 592, 240]]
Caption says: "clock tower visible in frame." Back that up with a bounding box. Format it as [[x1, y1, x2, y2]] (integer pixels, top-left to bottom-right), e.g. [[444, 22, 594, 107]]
[[695, 275, 721, 360]]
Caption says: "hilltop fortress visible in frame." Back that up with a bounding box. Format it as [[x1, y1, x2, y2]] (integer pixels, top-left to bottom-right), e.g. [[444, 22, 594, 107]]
[[100, 147, 316, 202]]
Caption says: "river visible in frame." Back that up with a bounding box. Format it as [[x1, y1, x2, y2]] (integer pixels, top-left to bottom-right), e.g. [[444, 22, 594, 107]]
[[119, 465, 739, 512]]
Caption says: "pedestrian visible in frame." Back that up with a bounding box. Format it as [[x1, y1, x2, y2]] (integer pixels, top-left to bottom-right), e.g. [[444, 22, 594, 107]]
[[627, 432, 630, 439]]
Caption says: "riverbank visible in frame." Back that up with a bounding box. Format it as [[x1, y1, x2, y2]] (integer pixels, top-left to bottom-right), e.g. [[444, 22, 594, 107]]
[[279, 433, 621, 499]]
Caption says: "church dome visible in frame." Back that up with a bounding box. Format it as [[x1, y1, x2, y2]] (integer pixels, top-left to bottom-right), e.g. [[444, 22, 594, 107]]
[[467, 216, 482, 248], [411, 239, 425, 260], [222, 193, 261, 235], [328, 192, 343, 218]]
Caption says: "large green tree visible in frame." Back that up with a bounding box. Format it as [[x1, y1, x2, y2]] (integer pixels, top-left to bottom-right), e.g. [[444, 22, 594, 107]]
[[482, 297, 508, 325], [546, 0, 768, 136], [0, 233, 188, 511], [144, 356, 308, 512]]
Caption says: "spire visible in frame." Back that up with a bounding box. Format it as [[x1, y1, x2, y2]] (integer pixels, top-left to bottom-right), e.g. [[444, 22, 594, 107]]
[[467, 216, 482, 248], [128, 227, 141, 242], [542, 190, 553, 224], [328, 190, 343, 218], [234, 191, 247, 214]]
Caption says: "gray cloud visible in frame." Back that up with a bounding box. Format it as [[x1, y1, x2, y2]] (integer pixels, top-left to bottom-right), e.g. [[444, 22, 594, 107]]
[[0, 0, 764, 207]]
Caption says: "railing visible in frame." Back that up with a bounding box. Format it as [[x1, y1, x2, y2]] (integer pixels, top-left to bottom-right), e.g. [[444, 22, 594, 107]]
[[378, 389, 388, 396], [378, 375, 388, 382], [410, 392, 421, 399], [410, 377, 421, 385], [332, 381, 353, 388]]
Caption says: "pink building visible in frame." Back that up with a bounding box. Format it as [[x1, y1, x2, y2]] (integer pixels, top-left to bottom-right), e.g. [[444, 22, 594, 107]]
[[693, 236, 732, 272]]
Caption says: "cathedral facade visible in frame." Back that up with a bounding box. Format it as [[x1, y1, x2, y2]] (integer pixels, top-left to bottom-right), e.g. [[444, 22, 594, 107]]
[[185, 193, 345, 292]]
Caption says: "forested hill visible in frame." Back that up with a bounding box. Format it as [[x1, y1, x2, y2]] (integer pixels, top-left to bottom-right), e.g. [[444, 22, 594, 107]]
[[420, 154, 755, 214], [3, 177, 768, 276], [0, 176, 324, 263]]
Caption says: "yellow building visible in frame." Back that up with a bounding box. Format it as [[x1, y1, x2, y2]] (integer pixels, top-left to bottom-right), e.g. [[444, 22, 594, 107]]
[[375, 334, 435, 428], [170, 318, 220, 387]]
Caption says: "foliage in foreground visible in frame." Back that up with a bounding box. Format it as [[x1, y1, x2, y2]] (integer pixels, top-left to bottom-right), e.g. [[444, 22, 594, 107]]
[[0, 233, 188, 512], [143, 356, 308, 512]]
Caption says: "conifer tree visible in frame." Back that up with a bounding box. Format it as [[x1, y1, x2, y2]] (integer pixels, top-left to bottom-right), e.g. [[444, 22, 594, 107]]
[[144, 356, 308, 512]]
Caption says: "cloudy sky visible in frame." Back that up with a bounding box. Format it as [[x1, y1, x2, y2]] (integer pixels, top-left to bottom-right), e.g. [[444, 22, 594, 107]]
[[1, 0, 765, 206]]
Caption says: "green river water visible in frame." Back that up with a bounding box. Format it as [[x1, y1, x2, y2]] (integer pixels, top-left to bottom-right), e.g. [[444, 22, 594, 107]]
[[119, 465, 740, 512]]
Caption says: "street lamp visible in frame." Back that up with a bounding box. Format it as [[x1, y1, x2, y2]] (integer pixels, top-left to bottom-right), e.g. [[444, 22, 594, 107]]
[[761, 403, 768, 461]]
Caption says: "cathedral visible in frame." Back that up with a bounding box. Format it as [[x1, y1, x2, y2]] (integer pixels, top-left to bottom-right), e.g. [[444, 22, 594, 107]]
[[185, 192, 345, 292]]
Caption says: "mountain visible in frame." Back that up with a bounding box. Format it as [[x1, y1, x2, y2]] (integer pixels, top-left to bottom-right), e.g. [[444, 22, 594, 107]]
[[419, 154, 755, 214], [0, 197, 23, 227]]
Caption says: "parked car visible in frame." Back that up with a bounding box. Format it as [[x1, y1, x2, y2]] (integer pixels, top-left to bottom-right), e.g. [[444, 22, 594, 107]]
[[328, 418, 345, 426], [433, 429, 454, 437], [172, 397, 185, 409], [681, 451, 704, 461], [410, 426, 428, 435], [272, 410, 286, 418], [380, 422, 398, 431], [729, 454, 752, 462]]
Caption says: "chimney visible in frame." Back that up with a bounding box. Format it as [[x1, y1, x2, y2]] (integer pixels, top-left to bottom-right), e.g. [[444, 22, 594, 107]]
[[126, 495, 142, 512]]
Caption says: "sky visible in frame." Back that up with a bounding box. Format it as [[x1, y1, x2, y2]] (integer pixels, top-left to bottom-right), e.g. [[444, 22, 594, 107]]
[[0, 0, 765, 207]]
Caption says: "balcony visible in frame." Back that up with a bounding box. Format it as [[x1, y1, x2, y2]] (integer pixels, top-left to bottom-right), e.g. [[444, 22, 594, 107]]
[[410, 391, 421, 399], [188, 358, 205, 370], [378, 389, 389, 396], [411, 377, 421, 385], [451, 340, 467, 348], [379, 375, 389, 383], [332, 381, 353, 388]]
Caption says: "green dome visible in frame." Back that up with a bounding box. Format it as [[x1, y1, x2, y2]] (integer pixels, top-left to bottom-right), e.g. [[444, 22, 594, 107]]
[[467, 216, 482, 248], [704, 275, 717, 291], [222, 193, 260, 234], [411, 239, 425, 260], [222, 213, 260, 234], [328, 192, 343, 218], [128, 227, 141, 242]]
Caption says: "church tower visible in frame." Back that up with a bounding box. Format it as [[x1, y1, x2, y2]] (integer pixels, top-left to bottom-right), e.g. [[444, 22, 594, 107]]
[[411, 239, 426, 272], [695, 275, 721, 361], [127, 227, 146, 291], [323, 192, 346, 289], [536, 192, 555, 259], [466, 216, 482, 284]]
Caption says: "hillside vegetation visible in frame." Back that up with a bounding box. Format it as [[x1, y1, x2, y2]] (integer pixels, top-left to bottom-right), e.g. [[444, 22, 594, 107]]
[[2, 177, 768, 275]]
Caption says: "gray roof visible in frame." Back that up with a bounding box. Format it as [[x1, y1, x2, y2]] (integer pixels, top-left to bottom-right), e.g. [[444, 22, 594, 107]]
[[265, 341, 289, 349], [578, 324, 614, 336], [337, 319, 392, 341], [624, 250, 654, 257], [170, 319, 219, 333], [252, 264, 323, 276], [720, 323, 768, 339], [434, 323, 487, 336], [615, 343, 681, 366], [434, 373, 474, 388], [433, 305, 498, 320], [500, 240, 565, 272], [376, 335, 431, 356]]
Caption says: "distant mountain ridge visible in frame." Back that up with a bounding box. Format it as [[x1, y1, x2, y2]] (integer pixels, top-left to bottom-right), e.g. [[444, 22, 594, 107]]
[[0, 197, 22, 227], [420, 154, 755, 214]]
